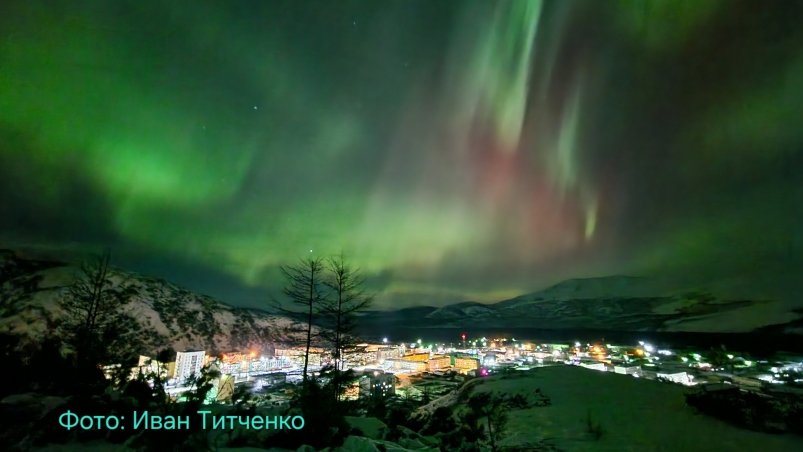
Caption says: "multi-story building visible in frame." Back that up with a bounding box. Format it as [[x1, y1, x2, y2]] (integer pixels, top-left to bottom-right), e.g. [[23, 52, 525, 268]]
[[174, 350, 206, 385], [343, 382, 361, 400], [454, 356, 481, 374], [341, 346, 377, 368], [482, 351, 498, 366], [427, 355, 451, 372], [385, 357, 427, 373], [275, 347, 324, 367], [359, 371, 396, 399], [377, 346, 403, 362], [402, 352, 430, 362], [214, 353, 292, 378], [274, 348, 302, 358]]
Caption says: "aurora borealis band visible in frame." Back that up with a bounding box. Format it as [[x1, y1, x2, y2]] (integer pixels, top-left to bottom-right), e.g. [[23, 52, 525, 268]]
[[1, 1, 802, 309]]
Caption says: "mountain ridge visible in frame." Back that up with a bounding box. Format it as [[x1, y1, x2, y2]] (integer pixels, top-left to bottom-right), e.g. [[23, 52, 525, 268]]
[[362, 275, 801, 333], [0, 250, 295, 355]]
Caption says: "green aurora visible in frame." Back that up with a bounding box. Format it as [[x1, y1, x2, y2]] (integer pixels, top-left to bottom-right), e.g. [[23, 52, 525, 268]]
[[1, 0, 802, 309]]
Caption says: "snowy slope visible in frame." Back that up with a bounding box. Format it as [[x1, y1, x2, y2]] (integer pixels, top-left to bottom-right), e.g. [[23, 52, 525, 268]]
[[0, 250, 296, 354], [417, 366, 803, 451], [367, 275, 801, 333]]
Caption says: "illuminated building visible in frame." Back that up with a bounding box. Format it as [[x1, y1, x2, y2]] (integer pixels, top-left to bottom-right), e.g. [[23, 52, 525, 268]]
[[402, 352, 430, 362], [454, 356, 480, 374], [274, 348, 303, 357], [614, 365, 640, 375], [579, 362, 607, 372], [220, 352, 250, 364], [343, 382, 361, 400], [657, 371, 694, 386], [386, 357, 427, 373], [589, 344, 608, 360], [174, 350, 206, 385], [101, 363, 122, 380], [427, 355, 451, 372], [359, 371, 396, 399], [131, 355, 170, 379], [377, 346, 403, 362], [341, 345, 380, 368], [275, 347, 324, 366]]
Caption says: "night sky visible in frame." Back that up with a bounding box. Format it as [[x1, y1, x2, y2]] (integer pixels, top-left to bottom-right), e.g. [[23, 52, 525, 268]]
[[1, 1, 802, 310]]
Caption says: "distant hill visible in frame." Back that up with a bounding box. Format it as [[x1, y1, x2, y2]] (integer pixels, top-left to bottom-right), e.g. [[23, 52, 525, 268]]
[[0, 249, 296, 355], [361, 275, 802, 333]]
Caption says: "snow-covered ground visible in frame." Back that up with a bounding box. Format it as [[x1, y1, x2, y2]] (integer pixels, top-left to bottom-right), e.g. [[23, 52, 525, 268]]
[[461, 366, 802, 451], [661, 301, 798, 333]]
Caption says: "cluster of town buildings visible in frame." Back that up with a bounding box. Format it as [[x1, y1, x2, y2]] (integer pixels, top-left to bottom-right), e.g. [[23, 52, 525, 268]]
[[124, 341, 485, 401], [123, 337, 802, 403], [556, 340, 803, 395]]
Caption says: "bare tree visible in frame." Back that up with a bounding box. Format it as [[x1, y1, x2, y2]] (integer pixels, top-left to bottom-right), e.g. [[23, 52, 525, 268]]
[[321, 254, 372, 399], [465, 392, 508, 452], [60, 251, 141, 372], [278, 257, 326, 383]]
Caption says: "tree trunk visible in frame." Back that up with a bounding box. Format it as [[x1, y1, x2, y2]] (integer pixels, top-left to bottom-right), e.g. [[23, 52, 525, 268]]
[[303, 268, 315, 383]]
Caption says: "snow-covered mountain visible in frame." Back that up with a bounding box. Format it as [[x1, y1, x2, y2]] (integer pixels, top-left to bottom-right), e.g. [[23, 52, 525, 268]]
[[0, 249, 295, 354], [364, 276, 801, 333]]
